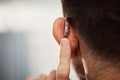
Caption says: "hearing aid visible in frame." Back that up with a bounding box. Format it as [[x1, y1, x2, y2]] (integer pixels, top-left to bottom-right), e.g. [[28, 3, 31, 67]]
[[64, 18, 70, 37]]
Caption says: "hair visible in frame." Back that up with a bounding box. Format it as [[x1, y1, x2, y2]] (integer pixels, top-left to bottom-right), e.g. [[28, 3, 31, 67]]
[[61, 0, 120, 61]]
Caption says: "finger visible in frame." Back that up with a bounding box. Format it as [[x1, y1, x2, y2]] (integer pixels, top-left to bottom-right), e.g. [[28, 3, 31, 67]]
[[47, 70, 56, 80], [56, 38, 71, 80], [38, 74, 47, 80]]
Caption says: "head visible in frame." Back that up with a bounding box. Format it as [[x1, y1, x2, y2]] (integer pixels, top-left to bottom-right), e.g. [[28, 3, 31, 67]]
[[53, 0, 120, 80]]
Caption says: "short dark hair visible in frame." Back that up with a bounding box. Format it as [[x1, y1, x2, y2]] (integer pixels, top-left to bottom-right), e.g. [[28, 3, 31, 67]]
[[61, 0, 120, 61]]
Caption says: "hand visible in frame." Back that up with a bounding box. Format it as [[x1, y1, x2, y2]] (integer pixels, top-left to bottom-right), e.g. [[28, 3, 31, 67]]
[[27, 38, 71, 80]]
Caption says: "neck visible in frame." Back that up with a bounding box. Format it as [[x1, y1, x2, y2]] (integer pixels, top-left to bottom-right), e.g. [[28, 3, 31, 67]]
[[84, 53, 120, 80], [87, 64, 120, 80], [79, 37, 120, 80]]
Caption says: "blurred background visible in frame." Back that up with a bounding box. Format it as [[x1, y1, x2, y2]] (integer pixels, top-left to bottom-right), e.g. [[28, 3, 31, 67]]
[[0, 0, 78, 80]]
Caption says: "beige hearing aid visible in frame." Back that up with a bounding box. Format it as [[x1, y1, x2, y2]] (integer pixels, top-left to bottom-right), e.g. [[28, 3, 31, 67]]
[[64, 18, 70, 37]]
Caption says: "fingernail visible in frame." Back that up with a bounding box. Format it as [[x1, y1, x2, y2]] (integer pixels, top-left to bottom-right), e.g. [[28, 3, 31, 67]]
[[60, 38, 69, 47]]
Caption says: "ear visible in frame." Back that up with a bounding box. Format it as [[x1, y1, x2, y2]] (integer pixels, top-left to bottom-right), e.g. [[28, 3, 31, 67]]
[[53, 17, 86, 78], [53, 17, 79, 56]]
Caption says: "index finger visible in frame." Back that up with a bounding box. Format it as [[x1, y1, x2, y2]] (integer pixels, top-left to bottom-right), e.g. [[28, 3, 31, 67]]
[[56, 38, 71, 80]]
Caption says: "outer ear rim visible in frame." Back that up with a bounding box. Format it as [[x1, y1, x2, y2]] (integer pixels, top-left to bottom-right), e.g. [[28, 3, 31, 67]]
[[53, 17, 65, 45]]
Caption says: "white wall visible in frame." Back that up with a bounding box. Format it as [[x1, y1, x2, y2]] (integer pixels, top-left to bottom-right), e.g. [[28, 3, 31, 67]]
[[0, 1, 79, 80]]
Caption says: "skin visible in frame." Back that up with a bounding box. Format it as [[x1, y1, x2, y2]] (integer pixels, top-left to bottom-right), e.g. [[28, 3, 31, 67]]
[[27, 18, 120, 80]]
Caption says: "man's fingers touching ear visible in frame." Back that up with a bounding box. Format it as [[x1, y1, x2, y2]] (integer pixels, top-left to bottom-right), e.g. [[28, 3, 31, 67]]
[[53, 17, 65, 45], [26, 38, 71, 80]]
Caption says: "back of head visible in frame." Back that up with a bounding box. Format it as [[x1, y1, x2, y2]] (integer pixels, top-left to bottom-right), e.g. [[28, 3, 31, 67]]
[[62, 0, 120, 62]]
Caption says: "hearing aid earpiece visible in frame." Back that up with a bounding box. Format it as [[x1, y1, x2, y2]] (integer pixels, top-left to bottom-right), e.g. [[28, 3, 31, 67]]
[[64, 18, 70, 37]]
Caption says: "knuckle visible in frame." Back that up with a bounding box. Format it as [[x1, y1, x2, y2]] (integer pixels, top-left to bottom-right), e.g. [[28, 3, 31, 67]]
[[60, 54, 65, 59], [56, 71, 68, 79]]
